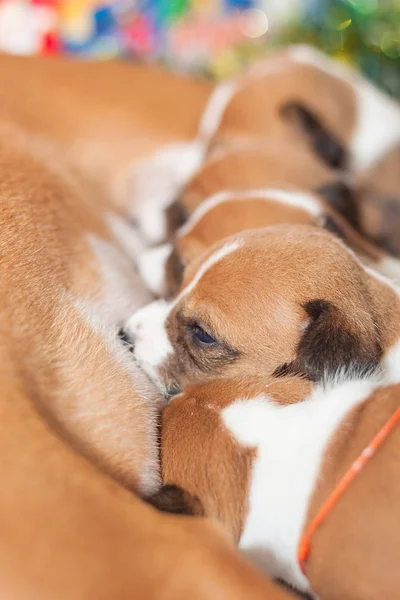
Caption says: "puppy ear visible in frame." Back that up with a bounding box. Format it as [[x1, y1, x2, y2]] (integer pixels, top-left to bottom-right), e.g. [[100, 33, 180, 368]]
[[165, 200, 188, 240], [317, 180, 360, 229], [147, 484, 204, 517], [280, 101, 346, 169], [294, 300, 380, 382], [165, 248, 185, 298]]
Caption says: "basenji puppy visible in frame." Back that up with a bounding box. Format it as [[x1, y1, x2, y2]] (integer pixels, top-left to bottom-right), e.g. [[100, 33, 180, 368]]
[[136, 187, 400, 298], [123, 224, 400, 397], [162, 140, 335, 238], [158, 44, 400, 255], [150, 375, 400, 600]]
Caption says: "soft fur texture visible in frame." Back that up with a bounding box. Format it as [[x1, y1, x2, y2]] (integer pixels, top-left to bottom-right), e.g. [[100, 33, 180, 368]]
[[125, 225, 400, 397]]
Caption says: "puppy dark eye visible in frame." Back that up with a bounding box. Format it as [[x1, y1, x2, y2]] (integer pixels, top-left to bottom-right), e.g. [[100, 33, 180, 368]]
[[191, 324, 216, 345]]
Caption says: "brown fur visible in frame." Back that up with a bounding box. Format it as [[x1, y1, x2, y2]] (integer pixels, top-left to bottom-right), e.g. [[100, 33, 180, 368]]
[[154, 375, 400, 599], [153, 377, 312, 540], [356, 146, 400, 256], [305, 384, 400, 600], [171, 140, 334, 224], [0, 52, 213, 212], [0, 59, 295, 597], [211, 50, 355, 165], [148, 225, 400, 394], [164, 187, 390, 298]]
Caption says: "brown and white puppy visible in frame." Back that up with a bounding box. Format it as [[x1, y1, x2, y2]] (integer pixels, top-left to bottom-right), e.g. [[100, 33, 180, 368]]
[[137, 187, 400, 298], [123, 225, 400, 397], [205, 44, 400, 175], [151, 375, 400, 599], [163, 139, 335, 234], [195, 45, 400, 255]]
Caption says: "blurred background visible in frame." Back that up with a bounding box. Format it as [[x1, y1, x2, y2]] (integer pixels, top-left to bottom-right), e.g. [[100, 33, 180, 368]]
[[0, 0, 399, 97]]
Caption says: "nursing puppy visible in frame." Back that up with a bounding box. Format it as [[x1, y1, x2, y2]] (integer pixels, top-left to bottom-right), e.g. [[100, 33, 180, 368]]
[[123, 225, 400, 397], [138, 187, 400, 298], [192, 45, 400, 256], [163, 140, 334, 236], [151, 375, 400, 600]]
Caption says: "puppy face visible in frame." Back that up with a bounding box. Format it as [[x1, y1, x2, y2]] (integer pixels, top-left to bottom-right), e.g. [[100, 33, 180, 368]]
[[126, 225, 382, 396], [137, 187, 388, 299]]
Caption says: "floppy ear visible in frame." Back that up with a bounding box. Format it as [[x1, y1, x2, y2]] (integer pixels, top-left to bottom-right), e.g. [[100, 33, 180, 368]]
[[147, 484, 204, 517], [165, 200, 188, 240], [165, 248, 185, 298], [294, 300, 381, 382], [317, 180, 360, 229], [280, 101, 347, 169]]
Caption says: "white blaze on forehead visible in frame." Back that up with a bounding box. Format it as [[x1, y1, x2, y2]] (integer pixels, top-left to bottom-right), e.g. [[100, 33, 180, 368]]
[[178, 188, 323, 238], [137, 243, 172, 296], [173, 239, 244, 306], [288, 44, 400, 172]]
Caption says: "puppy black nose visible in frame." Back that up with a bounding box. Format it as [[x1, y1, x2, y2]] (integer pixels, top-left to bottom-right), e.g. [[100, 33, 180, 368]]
[[118, 328, 135, 352]]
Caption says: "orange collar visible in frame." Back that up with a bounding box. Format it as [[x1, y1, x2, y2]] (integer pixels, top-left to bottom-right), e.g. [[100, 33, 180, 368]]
[[298, 404, 400, 576]]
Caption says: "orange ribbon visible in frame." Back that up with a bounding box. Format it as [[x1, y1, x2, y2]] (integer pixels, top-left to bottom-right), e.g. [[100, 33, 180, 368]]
[[298, 405, 400, 575]]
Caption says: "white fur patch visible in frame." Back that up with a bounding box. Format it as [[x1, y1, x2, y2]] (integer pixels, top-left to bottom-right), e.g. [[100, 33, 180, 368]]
[[124, 299, 173, 391], [178, 188, 322, 238], [351, 84, 400, 172], [133, 141, 206, 245], [106, 211, 146, 260], [137, 243, 172, 296], [125, 239, 243, 390], [223, 377, 378, 594], [384, 341, 400, 384], [377, 256, 400, 285]]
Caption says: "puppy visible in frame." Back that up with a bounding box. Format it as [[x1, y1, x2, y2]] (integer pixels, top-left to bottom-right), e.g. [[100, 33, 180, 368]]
[[151, 375, 400, 599], [162, 139, 335, 237], [137, 187, 400, 298], [205, 44, 400, 174], [195, 44, 400, 256], [123, 224, 400, 397]]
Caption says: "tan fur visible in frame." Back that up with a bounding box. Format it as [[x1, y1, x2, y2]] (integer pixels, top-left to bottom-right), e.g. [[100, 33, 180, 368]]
[[0, 78, 294, 597], [160, 377, 312, 541], [211, 50, 355, 152], [0, 52, 213, 211], [356, 145, 400, 256], [163, 186, 392, 297], [176, 141, 333, 219], [305, 384, 400, 600], [144, 225, 400, 395], [157, 376, 400, 600]]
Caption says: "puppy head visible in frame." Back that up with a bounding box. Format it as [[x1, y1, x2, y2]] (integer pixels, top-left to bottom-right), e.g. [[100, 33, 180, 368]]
[[126, 224, 382, 397], [137, 186, 388, 299]]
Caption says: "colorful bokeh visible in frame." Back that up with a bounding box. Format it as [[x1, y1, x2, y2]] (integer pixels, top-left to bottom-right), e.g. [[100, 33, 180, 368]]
[[0, 0, 398, 95]]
